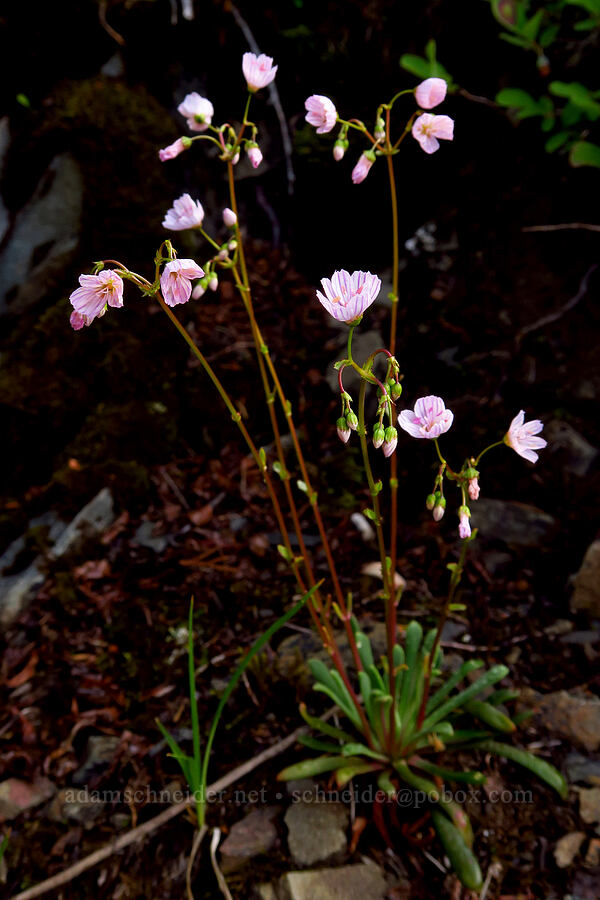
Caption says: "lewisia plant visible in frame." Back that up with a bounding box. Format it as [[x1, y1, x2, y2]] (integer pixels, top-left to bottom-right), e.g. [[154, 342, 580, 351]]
[[67, 50, 559, 893]]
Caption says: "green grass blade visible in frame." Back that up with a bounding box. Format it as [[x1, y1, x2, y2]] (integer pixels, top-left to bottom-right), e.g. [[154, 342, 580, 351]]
[[431, 810, 483, 891], [299, 703, 356, 744], [354, 630, 374, 669], [278, 755, 365, 781], [487, 688, 520, 706], [478, 740, 568, 798], [418, 665, 508, 736], [297, 735, 345, 754], [426, 660, 484, 714], [199, 583, 321, 817], [464, 700, 516, 733], [188, 599, 202, 788], [413, 759, 486, 785]]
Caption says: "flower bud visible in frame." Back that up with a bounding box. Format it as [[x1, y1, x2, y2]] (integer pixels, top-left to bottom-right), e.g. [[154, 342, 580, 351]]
[[222, 208, 237, 228], [374, 117, 385, 140], [390, 381, 402, 400], [458, 505, 471, 540], [247, 144, 263, 169], [346, 410, 359, 431], [382, 425, 398, 458], [426, 493, 436, 511], [333, 141, 347, 162], [468, 477, 480, 501], [232, 152, 240, 165], [351, 150, 376, 185], [433, 495, 446, 522], [192, 280, 207, 300], [208, 275, 218, 291], [228, 240, 238, 251], [373, 423, 385, 449], [336, 416, 351, 444], [217, 249, 229, 261]]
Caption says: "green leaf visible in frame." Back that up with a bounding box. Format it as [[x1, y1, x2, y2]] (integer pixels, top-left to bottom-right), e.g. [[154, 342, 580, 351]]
[[16, 93, 30, 108], [464, 700, 517, 733], [521, 9, 545, 41], [354, 630, 374, 669], [573, 16, 599, 29], [296, 479, 308, 493], [299, 703, 356, 744], [561, 101, 584, 127], [399, 54, 432, 80], [341, 742, 387, 761], [539, 24, 559, 47], [414, 759, 487, 784], [278, 755, 366, 781], [490, 0, 519, 28], [498, 32, 531, 47], [425, 38, 437, 64], [272, 460, 286, 480], [298, 735, 343, 754], [480, 740, 568, 798], [550, 81, 600, 117], [417, 665, 509, 736], [364, 508, 378, 522], [426, 660, 485, 714], [565, 0, 600, 14], [431, 811, 483, 891], [335, 761, 380, 786], [394, 761, 440, 801], [487, 688, 520, 706], [277, 544, 293, 562], [496, 88, 539, 112], [377, 770, 397, 797], [570, 141, 600, 168]]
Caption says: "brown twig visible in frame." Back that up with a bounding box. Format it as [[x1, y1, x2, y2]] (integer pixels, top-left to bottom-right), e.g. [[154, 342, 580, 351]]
[[522, 223, 600, 233], [98, 1, 125, 46], [9, 727, 305, 900], [516, 264, 597, 341]]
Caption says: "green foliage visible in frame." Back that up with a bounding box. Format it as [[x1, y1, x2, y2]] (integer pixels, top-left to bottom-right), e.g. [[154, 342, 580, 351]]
[[158, 587, 317, 827], [278, 619, 566, 890], [399, 40, 456, 91]]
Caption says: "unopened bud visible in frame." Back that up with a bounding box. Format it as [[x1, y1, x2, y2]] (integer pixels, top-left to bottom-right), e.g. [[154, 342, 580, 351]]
[[217, 248, 229, 261], [192, 281, 206, 300], [333, 139, 348, 162], [228, 240, 238, 251], [247, 143, 263, 169], [390, 381, 402, 400], [336, 416, 351, 444], [346, 410, 359, 431], [374, 117, 385, 140], [468, 477, 480, 501], [458, 505, 471, 540], [433, 495, 446, 522], [208, 275, 218, 291], [232, 152, 240, 165], [222, 208, 237, 227], [426, 493, 436, 511], [373, 423, 385, 449], [382, 425, 398, 458]]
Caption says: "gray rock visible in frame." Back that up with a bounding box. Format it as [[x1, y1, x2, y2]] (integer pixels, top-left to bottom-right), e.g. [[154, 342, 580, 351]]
[[285, 800, 348, 867], [0, 777, 55, 820], [470, 498, 557, 547], [577, 786, 600, 825], [132, 520, 169, 554], [51, 488, 114, 559], [565, 753, 600, 785], [545, 420, 598, 477], [73, 735, 120, 785], [0, 117, 9, 243], [531, 689, 600, 752], [572, 541, 600, 618], [0, 493, 114, 626], [560, 630, 600, 645], [278, 863, 387, 900], [220, 807, 279, 872], [252, 886, 279, 900], [47, 787, 105, 828], [0, 153, 83, 316], [554, 831, 586, 868]]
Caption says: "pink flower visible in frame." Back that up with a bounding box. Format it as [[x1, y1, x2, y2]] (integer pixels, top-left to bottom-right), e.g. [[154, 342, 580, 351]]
[[412, 114, 454, 154], [458, 506, 471, 540], [504, 411, 547, 464], [352, 152, 374, 184], [158, 137, 191, 162], [242, 52, 277, 92], [316, 270, 382, 323], [468, 477, 480, 501], [162, 194, 204, 231], [160, 259, 205, 307], [177, 93, 214, 132], [247, 145, 263, 168], [415, 78, 448, 110], [69, 270, 124, 326], [223, 208, 237, 227], [398, 396, 454, 439], [69, 310, 87, 331], [305, 95, 337, 134]]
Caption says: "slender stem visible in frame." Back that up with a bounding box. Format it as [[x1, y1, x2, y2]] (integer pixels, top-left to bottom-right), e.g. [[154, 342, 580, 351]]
[[415, 537, 471, 729], [386, 88, 415, 108], [347, 325, 356, 364], [199, 227, 221, 251], [474, 440, 505, 466]]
